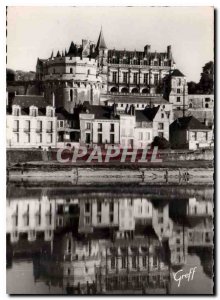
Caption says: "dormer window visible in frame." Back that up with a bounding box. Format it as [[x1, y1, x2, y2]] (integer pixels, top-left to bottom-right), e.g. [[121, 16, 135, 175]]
[[154, 60, 158, 66], [30, 107, 38, 117], [164, 61, 168, 67], [133, 59, 138, 65], [47, 107, 54, 117], [13, 107, 20, 116]]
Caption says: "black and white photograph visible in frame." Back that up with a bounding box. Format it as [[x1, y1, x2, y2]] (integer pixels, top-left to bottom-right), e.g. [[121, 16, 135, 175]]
[[5, 6, 214, 295]]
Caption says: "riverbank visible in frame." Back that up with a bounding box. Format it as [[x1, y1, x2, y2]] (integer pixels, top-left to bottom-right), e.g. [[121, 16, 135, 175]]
[[7, 160, 214, 185]]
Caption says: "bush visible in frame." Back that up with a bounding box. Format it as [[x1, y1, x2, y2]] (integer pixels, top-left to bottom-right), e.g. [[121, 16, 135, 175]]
[[151, 136, 170, 149]]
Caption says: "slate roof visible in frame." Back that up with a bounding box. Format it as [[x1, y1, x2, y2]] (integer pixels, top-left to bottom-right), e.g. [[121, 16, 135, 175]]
[[55, 107, 74, 120], [170, 116, 210, 131], [12, 95, 49, 108], [108, 49, 169, 61], [171, 69, 185, 77], [96, 28, 107, 50], [81, 104, 119, 120]]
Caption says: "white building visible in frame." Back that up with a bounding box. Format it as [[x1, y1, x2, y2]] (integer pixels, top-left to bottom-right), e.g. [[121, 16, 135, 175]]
[[7, 95, 57, 149]]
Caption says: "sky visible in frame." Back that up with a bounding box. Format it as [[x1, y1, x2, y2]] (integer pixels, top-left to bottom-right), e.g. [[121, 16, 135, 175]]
[[7, 6, 214, 82]]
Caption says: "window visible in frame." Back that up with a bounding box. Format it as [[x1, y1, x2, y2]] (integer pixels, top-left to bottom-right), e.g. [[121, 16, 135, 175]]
[[97, 202, 102, 213], [111, 257, 116, 269], [27, 133, 30, 143], [158, 123, 164, 130], [85, 216, 90, 224], [98, 123, 102, 132], [206, 132, 209, 141], [177, 97, 181, 102], [138, 132, 143, 141], [178, 78, 182, 86], [85, 203, 90, 213], [133, 59, 138, 65], [110, 134, 115, 144], [110, 124, 115, 132], [48, 109, 54, 117], [70, 89, 73, 102], [146, 132, 151, 140], [123, 72, 128, 83], [47, 134, 53, 144], [205, 98, 210, 102], [177, 88, 181, 94], [132, 256, 137, 269], [13, 108, 20, 116], [110, 214, 114, 223], [121, 104, 123, 108], [154, 74, 159, 85], [205, 103, 209, 108], [164, 61, 168, 66], [15, 133, 19, 143], [154, 60, 158, 66], [176, 238, 180, 244], [144, 73, 148, 84], [13, 120, 19, 132], [87, 69, 90, 75], [133, 73, 138, 84], [143, 60, 148, 65], [121, 257, 126, 269], [142, 256, 147, 268], [98, 133, 102, 144], [112, 72, 117, 83], [161, 113, 164, 118], [47, 121, 53, 133], [59, 120, 64, 128], [158, 132, 164, 138], [53, 68, 55, 74], [86, 122, 91, 130], [86, 133, 91, 144], [110, 202, 114, 212], [31, 108, 37, 117], [191, 131, 196, 141], [37, 120, 43, 132], [97, 215, 102, 223], [70, 68, 73, 74]]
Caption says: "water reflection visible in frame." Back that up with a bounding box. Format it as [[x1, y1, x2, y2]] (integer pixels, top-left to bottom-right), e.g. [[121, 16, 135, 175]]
[[7, 185, 214, 295]]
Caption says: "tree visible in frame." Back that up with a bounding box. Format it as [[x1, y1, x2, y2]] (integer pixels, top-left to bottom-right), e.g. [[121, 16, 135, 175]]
[[151, 136, 170, 149], [197, 61, 214, 94], [187, 81, 198, 94]]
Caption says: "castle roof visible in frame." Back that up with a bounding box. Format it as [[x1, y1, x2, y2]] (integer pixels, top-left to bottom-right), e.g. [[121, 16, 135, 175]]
[[96, 28, 107, 50], [171, 69, 185, 77]]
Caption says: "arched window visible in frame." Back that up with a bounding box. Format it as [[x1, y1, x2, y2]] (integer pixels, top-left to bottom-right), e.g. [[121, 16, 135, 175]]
[[205, 103, 209, 108], [110, 87, 118, 93], [142, 88, 149, 94], [131, 88, 139, 93], [121, 87, 129, 93]]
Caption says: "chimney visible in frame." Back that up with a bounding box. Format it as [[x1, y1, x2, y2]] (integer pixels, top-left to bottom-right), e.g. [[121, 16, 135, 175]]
[[167, 45, 172, 59], [144, 45, 151, 55]]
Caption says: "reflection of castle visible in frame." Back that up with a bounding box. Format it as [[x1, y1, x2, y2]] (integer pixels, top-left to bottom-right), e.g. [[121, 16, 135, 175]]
[[7, 190, 213, 294]]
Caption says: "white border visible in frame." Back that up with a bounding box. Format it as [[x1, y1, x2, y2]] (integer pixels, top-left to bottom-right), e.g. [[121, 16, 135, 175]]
[[1, 1, 218, 299]]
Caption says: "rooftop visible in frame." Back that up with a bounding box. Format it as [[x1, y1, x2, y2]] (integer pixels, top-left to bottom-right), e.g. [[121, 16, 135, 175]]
[[170, 116, 210, 130], [12, 95, 49, 108]]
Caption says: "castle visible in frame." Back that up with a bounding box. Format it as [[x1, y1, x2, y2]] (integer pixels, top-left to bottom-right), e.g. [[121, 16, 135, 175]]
[[35, 28, 188, 113]]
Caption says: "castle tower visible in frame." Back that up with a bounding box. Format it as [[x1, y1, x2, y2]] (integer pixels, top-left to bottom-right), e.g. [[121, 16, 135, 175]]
[[96, 27, 108, 92]]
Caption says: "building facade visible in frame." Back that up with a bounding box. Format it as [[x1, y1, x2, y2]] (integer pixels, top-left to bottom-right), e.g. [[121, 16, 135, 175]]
[[6, 95, 57, 149]]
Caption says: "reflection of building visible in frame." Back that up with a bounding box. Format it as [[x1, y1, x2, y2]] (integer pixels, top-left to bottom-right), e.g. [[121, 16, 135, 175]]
[[7, 196, 56, 243], [6, 188, 214, 294]]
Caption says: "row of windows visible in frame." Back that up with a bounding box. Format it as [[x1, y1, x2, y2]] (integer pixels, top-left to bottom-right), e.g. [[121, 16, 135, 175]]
[[109, 58, 170, 67], [13, 108, 54, 117], [14, 133, 53, 144], [110, 255, 150, 270], [13, 120, 53, 132], [51, 68, 91, 75], [111, 72, 159, 84], [86, 122, 115, 132]]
